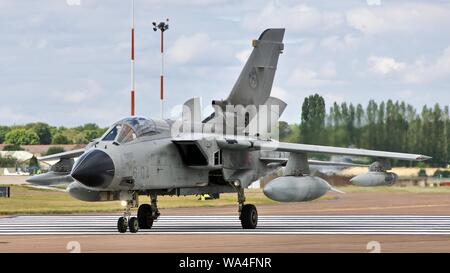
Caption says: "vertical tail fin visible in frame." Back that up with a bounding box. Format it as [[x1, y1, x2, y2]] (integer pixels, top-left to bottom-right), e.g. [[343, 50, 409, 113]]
[[226, 28, 285, 107]]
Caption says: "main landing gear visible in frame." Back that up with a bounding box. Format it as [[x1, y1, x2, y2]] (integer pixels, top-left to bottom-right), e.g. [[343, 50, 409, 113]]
[[117, 192, 160, 233], [116, 188, 257, 232], [137, 193, 160, 229], [236, 185, 258, 229]]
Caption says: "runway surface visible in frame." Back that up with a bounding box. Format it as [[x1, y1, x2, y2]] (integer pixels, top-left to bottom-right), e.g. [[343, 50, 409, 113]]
[[1, 215, 450, 235]]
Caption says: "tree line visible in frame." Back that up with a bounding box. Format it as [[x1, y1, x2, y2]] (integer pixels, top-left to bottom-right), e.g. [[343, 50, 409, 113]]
[[279, 94, 450, 167], [0, 123, 107, 146]]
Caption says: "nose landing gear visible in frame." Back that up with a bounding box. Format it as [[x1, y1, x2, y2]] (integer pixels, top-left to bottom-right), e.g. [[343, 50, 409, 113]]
[[117, 194, 139, 233], [117, 192, 160, 233]]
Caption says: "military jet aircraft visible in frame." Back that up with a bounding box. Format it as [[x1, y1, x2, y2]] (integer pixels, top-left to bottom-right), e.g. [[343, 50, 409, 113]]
[[27, 29, 430, 233]]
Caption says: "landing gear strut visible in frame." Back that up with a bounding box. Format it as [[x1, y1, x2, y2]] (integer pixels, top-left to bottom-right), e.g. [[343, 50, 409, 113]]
[[137, 193, 160, 229], [117, 192, 139, 233], [236, 184, 258, 229]]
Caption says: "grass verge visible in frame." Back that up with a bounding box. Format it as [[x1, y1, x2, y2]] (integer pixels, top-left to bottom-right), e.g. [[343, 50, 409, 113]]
[[0, 185, 278, 215], [337, 185, 450, 194], [1, 184, 446, 215]]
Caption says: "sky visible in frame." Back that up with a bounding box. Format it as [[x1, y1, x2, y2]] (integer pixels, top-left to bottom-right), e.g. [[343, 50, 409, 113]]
[[0, 0, 449, 127]]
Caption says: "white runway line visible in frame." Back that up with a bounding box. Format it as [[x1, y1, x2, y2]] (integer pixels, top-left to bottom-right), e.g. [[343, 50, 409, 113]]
[[0, 215, 450, 235]]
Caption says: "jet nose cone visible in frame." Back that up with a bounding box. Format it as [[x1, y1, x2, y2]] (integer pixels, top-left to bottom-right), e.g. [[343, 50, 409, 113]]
[[71, 150, 115, 188]]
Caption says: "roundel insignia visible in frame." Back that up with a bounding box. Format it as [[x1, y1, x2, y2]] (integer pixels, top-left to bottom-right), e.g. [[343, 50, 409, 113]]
[[248, 67, 258, 89]]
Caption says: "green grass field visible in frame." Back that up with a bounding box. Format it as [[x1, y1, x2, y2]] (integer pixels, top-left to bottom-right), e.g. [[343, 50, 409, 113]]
[[0, 184, 448, 215], [341, 185, 450, 194], [0, 185, 278, 215]]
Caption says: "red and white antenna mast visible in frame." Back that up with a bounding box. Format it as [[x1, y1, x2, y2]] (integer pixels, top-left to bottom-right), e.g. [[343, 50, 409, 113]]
[[130, 0, 136, 116], [153, 19, 169, 119]]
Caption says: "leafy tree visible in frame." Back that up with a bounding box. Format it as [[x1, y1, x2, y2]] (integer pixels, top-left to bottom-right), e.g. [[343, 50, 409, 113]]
[[418, 169, 428, 177], [282, 95, 450, 167], [52, 133, 70, 145], [77, 123, 100, 131], [28, 156, 40, 174], [84, 130, 101, 141], [1, 123, 108, 145], [433, 169, 443, 178], [29, 122, 52, 144], [278, 121, 292, 142], [432, 104, 448, 166], [2, 144, 24, 151], [0, 126, 10, 144], [442, 170, 450, 178], [0, 154, 17, 167], [301, 94, 326, 144], [4, 129, 40, 145]]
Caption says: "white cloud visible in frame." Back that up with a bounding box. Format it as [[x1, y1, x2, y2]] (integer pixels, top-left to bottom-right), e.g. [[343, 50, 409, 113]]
[[366, 0, 381, 6], [1, 1, 449, 126], [288, 68, 333, 87], [19, 38, 48, 49], [403, 47, 450, 83], [320, 34, 359, 51], [27, 15, 46, 27], [323, 93, 345, 105], [271, 86, 289, 101], [320, 62, 337, 78], [242, 1, 341, 32], [288, 62, 339, 87], [296, 39, 316, 54], [143, 0, 228, 6], [395, 90, 413, 101], [322, 11, 344, 30], [217, 15, 241, 23], [347, 3, 450, 35], [66, 0, 81, 6], [51, 80, 102, 103], [167, 33, 224, 65], [235, 49, 251, 64], [394, 90, 433, 106], [368, 56, 406, 75], [67, 106, 126, 126], [167, 33, 210, 64], [289, 68, 319, 86], [0, 107, 38, 124], [368, 47, 450, 83], [346, 8, 384, 34], [36, 39, 48, 49]]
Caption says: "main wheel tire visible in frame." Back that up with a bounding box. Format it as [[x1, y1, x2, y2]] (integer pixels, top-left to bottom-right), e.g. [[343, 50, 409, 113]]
[[138, 204, 154, 229], [128, 217, 139, 233], [240, 204, 258, 229], [117, 217, 128, 233]]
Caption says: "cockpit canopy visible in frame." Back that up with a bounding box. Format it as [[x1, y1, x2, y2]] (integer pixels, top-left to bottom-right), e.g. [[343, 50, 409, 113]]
[[101, 117, 169, 144]]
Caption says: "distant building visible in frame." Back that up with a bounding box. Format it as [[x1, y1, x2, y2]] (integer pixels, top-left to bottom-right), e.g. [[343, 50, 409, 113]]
[[0, 144, 85, 157], [0, 144, 86, 174]]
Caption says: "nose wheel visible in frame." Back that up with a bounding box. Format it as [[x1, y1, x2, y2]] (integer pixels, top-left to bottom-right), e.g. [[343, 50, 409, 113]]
[[117, 193, 139, 233], [117, 217, 128, 233], [128, 217, 139, 233], [117, 216, 139, 233], [117, 193, 160, 233]]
